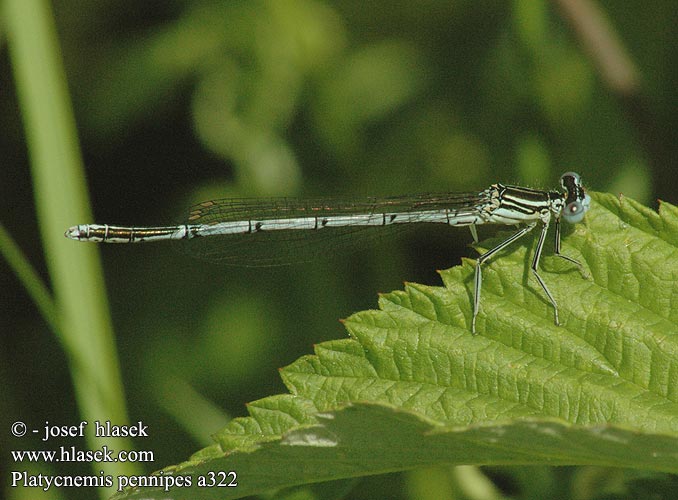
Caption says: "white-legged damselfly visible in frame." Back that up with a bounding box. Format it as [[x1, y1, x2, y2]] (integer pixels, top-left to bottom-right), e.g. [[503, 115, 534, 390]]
[[66, 172, 591, 333]]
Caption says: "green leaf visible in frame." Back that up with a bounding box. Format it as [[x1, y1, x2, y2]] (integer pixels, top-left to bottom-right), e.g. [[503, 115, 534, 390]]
[[113, 193, 678, 499]]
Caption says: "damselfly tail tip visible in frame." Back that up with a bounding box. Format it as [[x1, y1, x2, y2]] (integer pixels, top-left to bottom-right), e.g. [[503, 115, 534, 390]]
[[64, 225, 84, 240]]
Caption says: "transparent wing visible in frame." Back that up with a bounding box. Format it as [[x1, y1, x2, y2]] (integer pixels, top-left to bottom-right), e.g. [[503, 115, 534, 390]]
[[185, 192, 487, 223], [178, 192, 487, 266]]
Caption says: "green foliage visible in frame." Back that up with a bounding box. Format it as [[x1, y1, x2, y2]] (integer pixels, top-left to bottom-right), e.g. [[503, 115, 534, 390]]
[[112, 193, 678, 499]]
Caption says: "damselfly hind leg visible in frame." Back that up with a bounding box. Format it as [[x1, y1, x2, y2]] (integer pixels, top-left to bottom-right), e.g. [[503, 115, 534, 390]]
[[471, 223, 537, 334]]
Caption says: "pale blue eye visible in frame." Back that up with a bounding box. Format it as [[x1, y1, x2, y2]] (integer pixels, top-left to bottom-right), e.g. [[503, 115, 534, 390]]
[[562, 194, 591, 223]]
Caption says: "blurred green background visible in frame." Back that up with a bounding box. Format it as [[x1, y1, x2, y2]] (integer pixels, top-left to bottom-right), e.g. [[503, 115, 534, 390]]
[[1, 0, 676, 499]]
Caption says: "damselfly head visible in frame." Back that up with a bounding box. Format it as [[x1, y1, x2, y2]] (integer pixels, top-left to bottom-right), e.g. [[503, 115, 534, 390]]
[[560, 172, 590, 224]]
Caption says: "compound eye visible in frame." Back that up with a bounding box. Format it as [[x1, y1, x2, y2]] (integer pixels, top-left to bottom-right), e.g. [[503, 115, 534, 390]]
[[560, 171, 580, 185], [563, 201, 586, 223]]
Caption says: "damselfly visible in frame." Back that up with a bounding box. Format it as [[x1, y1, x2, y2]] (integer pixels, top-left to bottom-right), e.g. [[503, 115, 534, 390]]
[[65, 172, 591, 333]]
